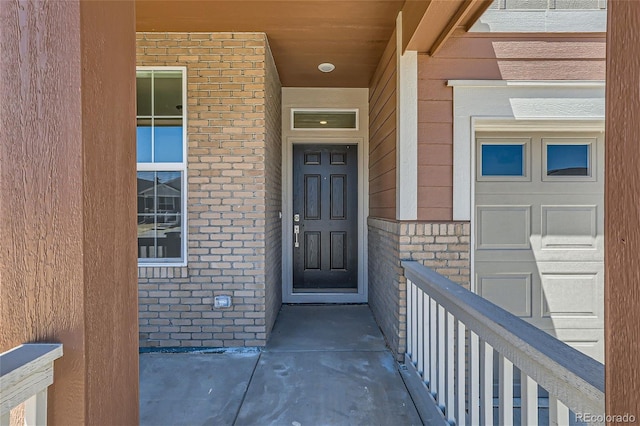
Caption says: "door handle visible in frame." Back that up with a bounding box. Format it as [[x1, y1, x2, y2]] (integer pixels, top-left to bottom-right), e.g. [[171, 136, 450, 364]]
[[294, 225, 300, 248]]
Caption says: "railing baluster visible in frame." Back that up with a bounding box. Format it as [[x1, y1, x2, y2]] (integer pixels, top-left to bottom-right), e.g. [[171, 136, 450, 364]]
[[469, 331, 480, 426], [445, 312, 455, 423], [423, 292, 429, 385], [429, 298, 438, 397], [417, 287, 424, 376], [521, 372, 538, 426], [25, 389, 48, 426], [550, 397, 570, 426], [437, 305, 446, 408], [480, 340, 494, 426], [499, 355, 514, 426], [455, 321, 466, 426], [407, 280, 413, 359], [412, 283, 418, 365]]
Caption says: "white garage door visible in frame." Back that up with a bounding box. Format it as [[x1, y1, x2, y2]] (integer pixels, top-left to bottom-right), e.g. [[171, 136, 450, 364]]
[[474, 131, 604, 362]]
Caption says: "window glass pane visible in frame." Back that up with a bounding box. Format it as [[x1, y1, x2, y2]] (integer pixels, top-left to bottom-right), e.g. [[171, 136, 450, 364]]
[[154, 119, 183, 162], [293, 111, 357, 129], [136, 72, 152, 116], [154, 72, 183, 116], [136, 120, 152, 162], [137, 171, 182, 260], [481, 144, 524, 176], [547, 144, 589, 176]]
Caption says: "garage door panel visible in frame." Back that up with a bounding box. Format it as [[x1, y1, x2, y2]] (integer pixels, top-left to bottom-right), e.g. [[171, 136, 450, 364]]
[[476, 205, 531, 250], [477, 273, 532, 317], [541, 205, 597, 249], [541, 273, 599, 318]]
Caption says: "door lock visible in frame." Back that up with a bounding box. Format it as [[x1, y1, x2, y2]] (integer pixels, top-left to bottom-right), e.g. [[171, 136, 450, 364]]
[[294, 225, 300, 248], [294, 214, 300, 222]]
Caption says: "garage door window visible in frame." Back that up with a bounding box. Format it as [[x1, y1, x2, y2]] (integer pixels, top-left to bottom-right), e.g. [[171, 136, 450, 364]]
[[544, 142, 593, 180], [478, 139, 530, 181]]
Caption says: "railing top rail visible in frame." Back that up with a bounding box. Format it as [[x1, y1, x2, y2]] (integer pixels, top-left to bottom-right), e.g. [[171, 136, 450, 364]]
[[1, 343, 63, 415], [402, 260, 604, 414], [1, 344, 62, 377]]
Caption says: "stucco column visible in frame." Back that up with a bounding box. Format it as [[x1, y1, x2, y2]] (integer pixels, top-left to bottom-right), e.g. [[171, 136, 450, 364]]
[[605, 0, 640, 420], [0, 1, 138, 424]]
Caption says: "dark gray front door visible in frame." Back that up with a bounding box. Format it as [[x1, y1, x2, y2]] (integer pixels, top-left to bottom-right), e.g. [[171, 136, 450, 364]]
[[293, 144, 358, 291]]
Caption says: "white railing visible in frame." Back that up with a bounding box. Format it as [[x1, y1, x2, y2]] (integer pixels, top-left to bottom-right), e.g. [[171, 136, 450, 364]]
[[402, 261, 604, 426], [1, 344, 63, 426]]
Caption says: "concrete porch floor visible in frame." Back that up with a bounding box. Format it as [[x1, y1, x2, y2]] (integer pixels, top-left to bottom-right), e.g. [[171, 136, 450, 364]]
[[140, 305, 423, 426]]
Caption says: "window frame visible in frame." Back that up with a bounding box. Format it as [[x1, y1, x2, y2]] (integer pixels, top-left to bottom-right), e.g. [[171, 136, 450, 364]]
[[137, 66, 188, 267], [290, 108, 359, 131], [542, 137, 597, 182], [476, 137, 531, 182]]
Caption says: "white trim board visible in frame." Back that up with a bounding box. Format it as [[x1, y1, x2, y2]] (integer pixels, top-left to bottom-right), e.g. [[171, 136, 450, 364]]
[[448, 79, 605, 222], [395, 11, 418, 220], [470, 9, 607, 33], [281, 137, 369, 303]]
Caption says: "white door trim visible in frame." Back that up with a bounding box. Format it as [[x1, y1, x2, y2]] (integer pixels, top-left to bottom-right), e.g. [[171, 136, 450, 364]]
[[282, 136, 368, 303]]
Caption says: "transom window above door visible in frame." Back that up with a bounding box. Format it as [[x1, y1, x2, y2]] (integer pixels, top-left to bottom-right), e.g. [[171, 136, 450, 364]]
[[136, 67, 187, 266], [292, 109, 358, 130]]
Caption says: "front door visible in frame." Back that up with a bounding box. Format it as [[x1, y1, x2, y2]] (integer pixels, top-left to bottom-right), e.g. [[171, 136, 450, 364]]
[[292, 144, 358, 292]]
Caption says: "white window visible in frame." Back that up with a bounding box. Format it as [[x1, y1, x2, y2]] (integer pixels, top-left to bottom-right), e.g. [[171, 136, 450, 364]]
[[136, 67, 187, 265]]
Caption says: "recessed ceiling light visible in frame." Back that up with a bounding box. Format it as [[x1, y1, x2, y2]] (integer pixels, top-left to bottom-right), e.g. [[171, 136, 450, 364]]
[[318, 63, 335, 73], [319, 120, 328, 125]]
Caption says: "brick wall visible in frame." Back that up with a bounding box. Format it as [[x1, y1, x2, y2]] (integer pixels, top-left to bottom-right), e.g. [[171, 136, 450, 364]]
[[136, 32, 282, 348], [264, 44, 282, 335], [368, 218, 470, 359], [368, 218, 402, 358]]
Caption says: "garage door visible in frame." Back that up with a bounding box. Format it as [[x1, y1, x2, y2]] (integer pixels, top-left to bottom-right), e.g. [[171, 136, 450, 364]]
[[474, 131, 604, 362]]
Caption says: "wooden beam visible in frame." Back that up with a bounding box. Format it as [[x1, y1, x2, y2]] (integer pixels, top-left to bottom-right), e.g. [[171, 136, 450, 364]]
[[403, 0, 493, 54], [429, 0, 478, 56], [605, 0, 640, 421]]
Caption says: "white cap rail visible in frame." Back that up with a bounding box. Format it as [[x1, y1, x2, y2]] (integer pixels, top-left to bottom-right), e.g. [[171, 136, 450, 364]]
[[1, 344, 63, 426]]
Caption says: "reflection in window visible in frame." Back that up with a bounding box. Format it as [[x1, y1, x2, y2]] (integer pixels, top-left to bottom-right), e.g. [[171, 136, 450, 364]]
[[137, 172, 183, 259], [481, 144, 525, 176], [547, 144, 589, 176], [136, 68, 186, 264]]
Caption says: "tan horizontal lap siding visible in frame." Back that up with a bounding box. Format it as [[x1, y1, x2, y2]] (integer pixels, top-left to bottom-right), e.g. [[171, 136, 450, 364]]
[[369, 29, 397, 220], [417, 31, 606, 221]]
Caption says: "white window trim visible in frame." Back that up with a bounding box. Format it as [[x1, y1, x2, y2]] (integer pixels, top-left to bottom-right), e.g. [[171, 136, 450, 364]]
[[448, 80, 605, 222], [137, 66, 188, 267], [290, 108, 359, 131], [395, 11, 418, 220]]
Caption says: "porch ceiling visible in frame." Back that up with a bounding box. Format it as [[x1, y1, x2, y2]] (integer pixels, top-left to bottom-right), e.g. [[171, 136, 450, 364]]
[[136, 0, 405, 88]]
